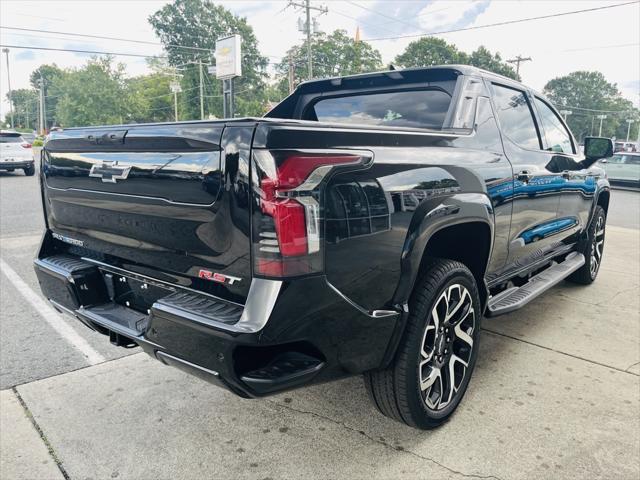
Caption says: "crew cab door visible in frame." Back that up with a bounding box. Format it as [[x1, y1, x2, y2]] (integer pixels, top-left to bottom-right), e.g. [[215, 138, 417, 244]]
[[532, 96, 593, 236], [489, 82, 565, 269]]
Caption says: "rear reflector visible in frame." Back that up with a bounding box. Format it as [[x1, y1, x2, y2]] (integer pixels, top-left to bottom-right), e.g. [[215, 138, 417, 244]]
[[251, 150, 370, 278]]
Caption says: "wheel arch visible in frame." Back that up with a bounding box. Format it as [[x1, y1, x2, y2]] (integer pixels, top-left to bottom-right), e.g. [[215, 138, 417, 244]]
[[381, 193, 494, 368]]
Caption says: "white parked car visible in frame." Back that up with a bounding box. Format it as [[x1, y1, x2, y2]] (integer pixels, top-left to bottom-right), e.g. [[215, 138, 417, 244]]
[[0, 130, 35, 176], [600, 152, 640, 188]]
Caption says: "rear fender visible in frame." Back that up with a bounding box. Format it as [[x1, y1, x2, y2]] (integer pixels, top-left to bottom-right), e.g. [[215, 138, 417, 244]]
[[392, 192, 494, 306]]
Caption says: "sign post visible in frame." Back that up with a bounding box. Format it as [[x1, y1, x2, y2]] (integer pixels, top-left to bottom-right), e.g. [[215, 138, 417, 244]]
[[214, 34, 242, 118]]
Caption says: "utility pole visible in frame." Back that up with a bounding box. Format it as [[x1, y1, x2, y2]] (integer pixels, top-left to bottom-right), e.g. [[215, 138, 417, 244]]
[[288, 0, 327, 80], [288, 53, 295, 94], [596, 114, 607, 137], [507, 55, 532, 76], [305, 0, 312, 79], [198, 60, 205, 120], [3, 48, 14, 128], [626, 119, 634, 141]]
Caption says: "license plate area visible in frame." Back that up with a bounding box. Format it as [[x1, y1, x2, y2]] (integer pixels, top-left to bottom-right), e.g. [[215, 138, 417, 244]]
[[102, 271, 175, 314]]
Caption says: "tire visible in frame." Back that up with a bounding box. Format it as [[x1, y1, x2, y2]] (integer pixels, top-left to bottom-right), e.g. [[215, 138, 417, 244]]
[[364, 259, 482, 429], [567, 205, 606, 285], [23, 165, 35, 176]]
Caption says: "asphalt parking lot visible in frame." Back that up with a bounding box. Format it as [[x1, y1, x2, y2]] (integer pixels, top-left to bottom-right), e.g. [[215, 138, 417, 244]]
[[1, 160, 639, 480]]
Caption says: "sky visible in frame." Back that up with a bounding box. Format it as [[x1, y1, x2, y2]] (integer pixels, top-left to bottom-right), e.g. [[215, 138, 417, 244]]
[[0, 0, 639, 120]]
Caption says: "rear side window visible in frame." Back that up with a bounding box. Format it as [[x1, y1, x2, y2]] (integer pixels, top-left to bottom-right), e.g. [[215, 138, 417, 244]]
[[0, 134, 23, 143], [310, 89, 452, 129], [491, 84, 541, 150], [534, 98, 575, 154], [624, 155, 640, 165]]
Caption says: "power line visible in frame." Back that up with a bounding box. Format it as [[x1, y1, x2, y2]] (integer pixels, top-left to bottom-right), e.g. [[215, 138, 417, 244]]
[[0, 43, 167, 59], [363, 1, 639, 41], [0, 25, 212, 54]]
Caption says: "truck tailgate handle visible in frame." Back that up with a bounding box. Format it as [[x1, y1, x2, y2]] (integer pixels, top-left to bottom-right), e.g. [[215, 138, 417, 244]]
[[85, 130, 127, 145]]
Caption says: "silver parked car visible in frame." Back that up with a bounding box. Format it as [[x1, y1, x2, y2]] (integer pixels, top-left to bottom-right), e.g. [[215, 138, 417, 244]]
[[0, 130, 36, 176], [600, 152, 640, 188]]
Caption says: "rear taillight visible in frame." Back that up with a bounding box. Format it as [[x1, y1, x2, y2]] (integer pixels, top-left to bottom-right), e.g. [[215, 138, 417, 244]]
[[252, 150, 370, 278], [21, 143, 32, 149]]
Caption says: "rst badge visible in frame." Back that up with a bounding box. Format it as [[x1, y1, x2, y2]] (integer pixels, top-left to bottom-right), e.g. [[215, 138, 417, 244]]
[[198, 269, 241, 285], [89, 161, 132, 183]]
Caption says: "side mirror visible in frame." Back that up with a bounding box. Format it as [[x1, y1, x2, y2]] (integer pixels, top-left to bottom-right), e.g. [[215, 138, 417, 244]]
[[582, 137, 613, 167], [600, 159, 608, 164]]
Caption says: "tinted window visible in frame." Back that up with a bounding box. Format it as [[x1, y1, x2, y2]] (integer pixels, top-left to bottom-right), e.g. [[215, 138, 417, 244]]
[[0, 134, 23, 143], [624, 155, 640, 165], [491, 84, 540, 150], [534, 98, 574, 154], [311, 89, 451, 129], [608, 154, 625, 164]]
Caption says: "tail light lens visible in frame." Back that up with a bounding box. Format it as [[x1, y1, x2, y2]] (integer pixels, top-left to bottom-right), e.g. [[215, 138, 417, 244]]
[[251, 150, 370, 278], [21, 143, 32, 149]]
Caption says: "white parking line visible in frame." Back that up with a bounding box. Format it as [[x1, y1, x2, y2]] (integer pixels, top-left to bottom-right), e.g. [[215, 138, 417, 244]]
[[0, 258, 106, 365]]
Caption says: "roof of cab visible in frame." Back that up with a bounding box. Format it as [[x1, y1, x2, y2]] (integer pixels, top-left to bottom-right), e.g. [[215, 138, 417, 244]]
[[295, 64, 524, 92]]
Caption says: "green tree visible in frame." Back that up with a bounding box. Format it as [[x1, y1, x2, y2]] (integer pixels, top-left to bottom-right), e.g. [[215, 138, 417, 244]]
[[5, 89, 38, 130], [395, 37, 467, 68], [468, 46, 518, 80], [395, 38, 518, 80], [29, 64, 64, 128], [274, 29, 383, 98], [148, 0, 269, 118], [543, 71, 640, 141], [52, 56, 132, 127]]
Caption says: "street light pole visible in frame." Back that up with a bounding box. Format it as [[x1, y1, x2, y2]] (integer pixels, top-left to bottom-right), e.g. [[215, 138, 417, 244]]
[[2, 48, 14, 128], [198, 60, 205, 120], [38, 77, 45, 135], [626, 119, 633, 141], [170, 81, 181, 122]]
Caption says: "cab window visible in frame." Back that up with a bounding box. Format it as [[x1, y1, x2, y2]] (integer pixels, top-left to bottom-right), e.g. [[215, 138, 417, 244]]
[[491, 84, 541, 150], [534, 97, 575, 154]]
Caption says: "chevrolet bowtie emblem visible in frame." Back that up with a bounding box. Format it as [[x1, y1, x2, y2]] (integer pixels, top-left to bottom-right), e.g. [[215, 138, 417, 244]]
[[89, 162, 132, 183]]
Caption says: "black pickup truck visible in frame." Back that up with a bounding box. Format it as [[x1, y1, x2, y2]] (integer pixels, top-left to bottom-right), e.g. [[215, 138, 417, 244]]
[[34, 66, 613, 429]]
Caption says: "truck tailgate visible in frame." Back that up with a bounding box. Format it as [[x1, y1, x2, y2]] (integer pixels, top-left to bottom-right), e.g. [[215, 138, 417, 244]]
[[41, 122, 255, 302]]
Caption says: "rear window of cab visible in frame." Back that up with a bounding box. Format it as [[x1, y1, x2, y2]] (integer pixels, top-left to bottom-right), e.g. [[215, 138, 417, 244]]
[[309, 89, 452, 130]]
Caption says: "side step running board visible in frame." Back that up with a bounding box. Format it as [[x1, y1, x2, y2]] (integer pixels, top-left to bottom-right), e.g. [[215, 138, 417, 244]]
[[486, 252, 585, 317]]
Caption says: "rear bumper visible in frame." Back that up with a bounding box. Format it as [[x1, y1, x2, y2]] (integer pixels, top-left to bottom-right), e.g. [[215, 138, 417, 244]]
[[0, 159, 33, 169], [34, 245, 400, 397]]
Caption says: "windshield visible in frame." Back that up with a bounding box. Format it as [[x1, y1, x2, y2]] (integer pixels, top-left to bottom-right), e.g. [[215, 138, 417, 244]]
[[310, 89, 452, 129], [0, 134, 23, 144]]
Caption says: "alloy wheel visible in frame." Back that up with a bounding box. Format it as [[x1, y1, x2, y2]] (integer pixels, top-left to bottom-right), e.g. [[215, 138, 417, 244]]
[[590, 215, 605, 278], [419, 283, 475, 411]]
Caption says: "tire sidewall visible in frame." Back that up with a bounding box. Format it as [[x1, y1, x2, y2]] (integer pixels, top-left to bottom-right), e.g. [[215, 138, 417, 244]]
[[401, 266, 482, 428]]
